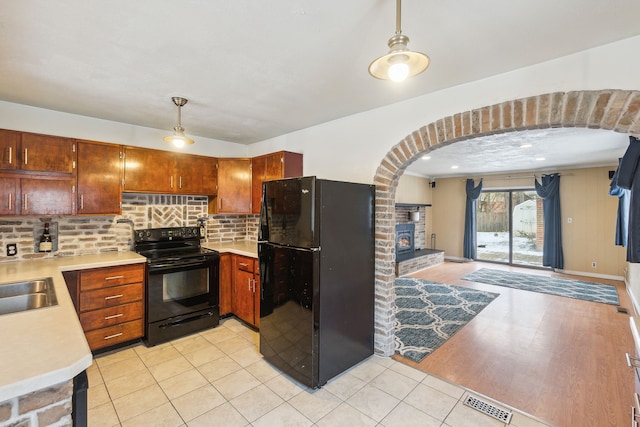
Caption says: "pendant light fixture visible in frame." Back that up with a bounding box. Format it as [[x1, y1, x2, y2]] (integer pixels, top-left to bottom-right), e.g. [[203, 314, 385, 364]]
[[368, 0, 430, 82], [163, 97, 194, 147]]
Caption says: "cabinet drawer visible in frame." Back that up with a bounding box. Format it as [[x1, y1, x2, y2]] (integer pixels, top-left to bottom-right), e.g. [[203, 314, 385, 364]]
[[85, 319, 144, 350], [80, 301, 143, 332], [79, 264, 145, 290], [79, 282, 143, 311], [237, 256, 255, 273]]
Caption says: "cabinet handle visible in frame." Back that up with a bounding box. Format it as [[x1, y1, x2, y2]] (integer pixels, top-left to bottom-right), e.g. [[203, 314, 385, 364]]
[[252, 278, 257, 293], [23, 148, 27, 165], [170, 176, 174, 189], [104, 294, 123, 300], [80, 194, 84, 210], [104, 313, 124, 320], [8, 146, 11, 164], [23, 194, 27, 211], [239, 262, 249, 268], [104, 332, 123, 340], [248, 277, 252, 291], [179, 176, 183, 189], [7, 193, 11, 211], [105, 275, 125, 281], [626, 353, 640, 368]]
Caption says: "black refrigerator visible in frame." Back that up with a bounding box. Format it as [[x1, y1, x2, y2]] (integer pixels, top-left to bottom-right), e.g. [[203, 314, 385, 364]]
[[258, 176, 375, 389]]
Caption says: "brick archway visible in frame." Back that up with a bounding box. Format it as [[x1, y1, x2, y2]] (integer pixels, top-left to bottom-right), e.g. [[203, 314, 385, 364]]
[[372, 89, 640, 356]]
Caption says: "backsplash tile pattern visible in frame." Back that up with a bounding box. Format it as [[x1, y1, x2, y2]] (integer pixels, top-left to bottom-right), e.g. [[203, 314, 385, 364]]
[[0, 194, 260, 263]]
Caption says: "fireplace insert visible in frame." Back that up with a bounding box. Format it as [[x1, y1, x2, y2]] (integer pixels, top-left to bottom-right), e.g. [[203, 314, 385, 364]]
[[395, 223, 415, 256]]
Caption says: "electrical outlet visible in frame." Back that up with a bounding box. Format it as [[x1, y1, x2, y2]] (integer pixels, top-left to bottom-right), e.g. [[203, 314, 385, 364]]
[[6, 243, 17, 256], [591, 261, 597, 268]]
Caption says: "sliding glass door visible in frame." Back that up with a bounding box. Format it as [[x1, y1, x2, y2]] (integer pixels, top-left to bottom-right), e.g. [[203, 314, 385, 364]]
[[476, 190, 543, 267]]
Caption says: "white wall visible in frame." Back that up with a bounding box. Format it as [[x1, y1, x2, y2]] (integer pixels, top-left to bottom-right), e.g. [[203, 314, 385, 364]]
[[249, 35, 640, 184], [0, 100, 247, 158]]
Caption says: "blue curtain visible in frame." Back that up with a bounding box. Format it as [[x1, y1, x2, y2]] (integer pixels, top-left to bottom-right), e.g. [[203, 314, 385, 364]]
[[535, 174, 564, 269], [609, 158, 630, 247], [616, 136, 640, 262], [463, 179, 483, 259]]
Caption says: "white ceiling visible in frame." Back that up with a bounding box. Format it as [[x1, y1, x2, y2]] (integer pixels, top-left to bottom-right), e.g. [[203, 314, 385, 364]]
[[404, 128, 630, 178], [0, 1, 638, 176]]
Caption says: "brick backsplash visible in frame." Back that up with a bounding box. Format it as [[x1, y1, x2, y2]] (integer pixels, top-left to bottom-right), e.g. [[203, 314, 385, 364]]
[[0, 194, 260, 262]]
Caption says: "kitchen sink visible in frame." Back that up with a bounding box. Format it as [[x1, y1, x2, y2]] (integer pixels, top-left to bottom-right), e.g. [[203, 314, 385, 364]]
[[0, 277, 58, 315]]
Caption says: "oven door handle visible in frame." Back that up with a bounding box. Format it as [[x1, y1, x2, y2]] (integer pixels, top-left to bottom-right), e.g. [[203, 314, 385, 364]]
[[149, 259, 210, 271]]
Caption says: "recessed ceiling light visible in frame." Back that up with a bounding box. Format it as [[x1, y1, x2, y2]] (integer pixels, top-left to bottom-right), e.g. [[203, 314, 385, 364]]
[[451, 165, 459, 169], [535, 157, 545, 161], [520, 144, 532, 148], [421, 155, 431, 160]]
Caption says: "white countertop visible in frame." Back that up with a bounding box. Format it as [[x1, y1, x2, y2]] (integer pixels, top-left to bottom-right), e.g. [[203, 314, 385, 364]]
[[0, 251, 146, 403], [202, 240, 258, 258]]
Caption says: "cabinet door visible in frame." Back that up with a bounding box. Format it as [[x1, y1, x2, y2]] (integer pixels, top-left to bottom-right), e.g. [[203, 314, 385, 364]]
[[219, 253, 233, 316], [174, 153, 202, 194], [216, 158, 251, 213], [21, 177, 75, 215], [251, 157, 266, 214], [77, 141, 123, 215], [234, 268, 255, 325], [0, 176, 18, 215], [253, 273, 260, 328], [124, 147, 174, 193], [0, 130, 19, 170], [20, 133, 75, 174], [251, 152, 302, 214], [200, 156, 218, 195]]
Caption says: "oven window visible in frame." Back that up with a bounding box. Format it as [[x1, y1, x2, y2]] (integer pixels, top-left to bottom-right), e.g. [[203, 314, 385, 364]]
[[162, 268, 210, 302]]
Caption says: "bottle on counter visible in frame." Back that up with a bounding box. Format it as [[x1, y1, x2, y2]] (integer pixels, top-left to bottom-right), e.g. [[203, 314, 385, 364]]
[[39, 222, 52, 253]]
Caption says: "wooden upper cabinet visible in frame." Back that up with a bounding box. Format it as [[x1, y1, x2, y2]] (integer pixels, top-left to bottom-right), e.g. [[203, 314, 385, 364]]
[[174, 154, 218, 195], [0, 130, 76, 175], [199, 156, 218, 195], [21, 177, 75, 215], [125, 147, 217, 195], [251, 151, 303, 214], [20, 133, 76, 174], [77, 141, 123, 215], [0, 130, 20, 170], [124, 146, 174, 193], [213, 158, 252, 214], [0, 176, 18, 215]]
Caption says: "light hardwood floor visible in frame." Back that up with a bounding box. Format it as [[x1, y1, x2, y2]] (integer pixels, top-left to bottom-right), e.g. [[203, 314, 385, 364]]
[[393, 261, 635, 427]]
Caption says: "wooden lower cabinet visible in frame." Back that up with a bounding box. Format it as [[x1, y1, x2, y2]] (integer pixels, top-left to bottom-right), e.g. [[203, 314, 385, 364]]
[[219, 253, 233, 316], [84, 320, 144, 350], [230, 254, 260, 328], [65, 263, 145, 351]]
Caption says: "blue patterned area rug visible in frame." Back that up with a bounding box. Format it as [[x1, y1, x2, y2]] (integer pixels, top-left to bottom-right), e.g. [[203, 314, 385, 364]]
[[394, 278, 499, 363], [462, 268, 620, 305]]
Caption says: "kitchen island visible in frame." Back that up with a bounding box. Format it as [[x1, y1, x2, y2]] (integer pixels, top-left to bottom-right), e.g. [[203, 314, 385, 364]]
[[0, 251, 145, 424]]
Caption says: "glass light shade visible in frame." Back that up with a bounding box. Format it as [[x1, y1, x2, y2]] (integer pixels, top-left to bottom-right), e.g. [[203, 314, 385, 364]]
[[369, 49, 430, 81], [163, 127, 194, 147]]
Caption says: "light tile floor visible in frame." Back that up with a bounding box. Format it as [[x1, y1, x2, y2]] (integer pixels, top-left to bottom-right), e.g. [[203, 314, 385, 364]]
[[87, 317, 552, 427]]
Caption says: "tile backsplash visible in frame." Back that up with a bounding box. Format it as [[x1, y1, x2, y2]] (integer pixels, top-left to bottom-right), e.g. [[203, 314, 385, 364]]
[[0, 194, 259, 262]]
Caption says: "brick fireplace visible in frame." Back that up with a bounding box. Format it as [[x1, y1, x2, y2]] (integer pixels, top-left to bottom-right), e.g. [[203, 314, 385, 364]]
[[394, 205, 444, 276]]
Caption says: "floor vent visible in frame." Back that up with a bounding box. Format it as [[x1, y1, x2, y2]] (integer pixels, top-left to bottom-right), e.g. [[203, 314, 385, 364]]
[[463, 395, 513, 424], [617, 307, 630, 314]]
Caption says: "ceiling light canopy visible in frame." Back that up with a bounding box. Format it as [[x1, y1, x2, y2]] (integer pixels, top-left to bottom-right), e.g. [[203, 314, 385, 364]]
[[369, 0, 430, 82], [163, 97, 194, 147]]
